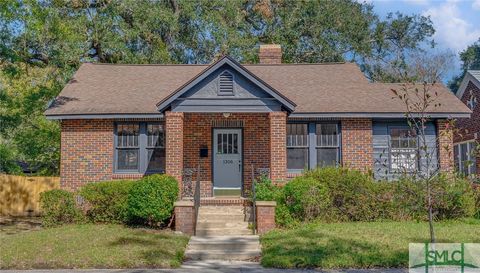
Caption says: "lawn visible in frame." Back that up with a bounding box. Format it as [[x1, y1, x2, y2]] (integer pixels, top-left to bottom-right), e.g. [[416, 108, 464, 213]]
[[0, 224, 189, 269], [260, 219, 480, 269]]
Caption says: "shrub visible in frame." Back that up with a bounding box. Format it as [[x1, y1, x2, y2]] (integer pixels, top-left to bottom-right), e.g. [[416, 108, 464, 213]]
[[255, 176, 283, 202], [282, 176, 330, 221], [40, 189, 83, 227], [127, 174, 179, 226], [79, 180, 136, 223], [253, 177, 297, 227], [304, 167, 380, 221], [431, 175, 477, 220]]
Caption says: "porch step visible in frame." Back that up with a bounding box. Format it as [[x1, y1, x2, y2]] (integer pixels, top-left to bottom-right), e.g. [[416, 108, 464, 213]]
[[185, 235, 261, 261], [196, 221, 249, 230], [195, 228, 253, 236], [200, 198, 250, 206]]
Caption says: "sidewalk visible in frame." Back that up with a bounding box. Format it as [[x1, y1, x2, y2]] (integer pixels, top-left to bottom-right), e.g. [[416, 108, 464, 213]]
[[0, 260, 408, 273]]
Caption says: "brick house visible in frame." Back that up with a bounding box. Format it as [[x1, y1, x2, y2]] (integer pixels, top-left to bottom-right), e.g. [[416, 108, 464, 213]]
[[454, 71, 480, 177], [45, 44, 471, 197]]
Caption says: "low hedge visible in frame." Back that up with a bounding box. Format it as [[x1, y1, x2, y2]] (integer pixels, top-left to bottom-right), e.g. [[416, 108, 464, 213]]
[[79, 180, 136, 223], [41, 175, 179, 227], [255, 167, 479, 227], [40, 189, 84, 227], [127, 174, 179, 226]]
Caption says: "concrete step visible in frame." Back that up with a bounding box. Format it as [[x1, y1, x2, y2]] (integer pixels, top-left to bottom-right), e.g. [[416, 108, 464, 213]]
[[199, 206, 245, 213], [198, 215, 245, 222], [196, 221, 248, 230], [188, 236, 260, 251], [184, 249, 261, 261], [187, 242, 261, 251], [189, 235, 260, 243], [195, 228, 253, 236]]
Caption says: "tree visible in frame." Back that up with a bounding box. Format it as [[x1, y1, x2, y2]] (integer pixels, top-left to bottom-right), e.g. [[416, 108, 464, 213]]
[[449, 39, 480, 92], [360, 12, 436, 82], [0, 0, 439, 174]]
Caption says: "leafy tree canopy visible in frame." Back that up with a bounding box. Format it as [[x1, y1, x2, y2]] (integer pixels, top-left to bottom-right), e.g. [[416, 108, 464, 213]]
[[449, 39, 480, 93], [0, 0, 436, 175]]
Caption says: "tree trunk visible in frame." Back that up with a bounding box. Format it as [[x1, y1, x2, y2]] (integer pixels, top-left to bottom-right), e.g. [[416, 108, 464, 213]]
[[427, 184, 435, 243]]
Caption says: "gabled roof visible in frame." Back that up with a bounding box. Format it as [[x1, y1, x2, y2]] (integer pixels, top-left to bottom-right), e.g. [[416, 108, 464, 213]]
[[457, 70, 480, 99], [44, 58, 471, 119], [156, 55, 296, 112]]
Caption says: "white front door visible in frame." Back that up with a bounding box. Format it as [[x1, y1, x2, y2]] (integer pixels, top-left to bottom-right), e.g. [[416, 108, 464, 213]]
[[213, 129, 242, 190]]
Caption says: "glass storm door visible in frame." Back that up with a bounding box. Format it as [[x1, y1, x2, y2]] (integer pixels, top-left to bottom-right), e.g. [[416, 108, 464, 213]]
[[213, 129, 242, 190]]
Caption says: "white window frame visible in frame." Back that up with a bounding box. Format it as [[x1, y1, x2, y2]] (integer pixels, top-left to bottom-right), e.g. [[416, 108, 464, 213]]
[[454, 140, 477, 177]]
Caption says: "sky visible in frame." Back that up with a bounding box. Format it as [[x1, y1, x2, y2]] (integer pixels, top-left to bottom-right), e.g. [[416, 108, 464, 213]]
[[371, 0, 480, 82]]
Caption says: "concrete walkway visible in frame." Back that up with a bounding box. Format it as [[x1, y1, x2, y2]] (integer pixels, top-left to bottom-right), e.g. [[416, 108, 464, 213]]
[[0, 260, 408, 273]]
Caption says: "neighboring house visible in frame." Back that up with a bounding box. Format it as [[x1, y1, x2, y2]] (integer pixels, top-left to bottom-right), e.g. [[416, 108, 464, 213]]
[[45, 44, 471, 197], [454, 71, 480, 178]]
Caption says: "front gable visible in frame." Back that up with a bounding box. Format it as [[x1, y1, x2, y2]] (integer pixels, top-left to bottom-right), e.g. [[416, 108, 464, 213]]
[[156, 56, 296, 113]]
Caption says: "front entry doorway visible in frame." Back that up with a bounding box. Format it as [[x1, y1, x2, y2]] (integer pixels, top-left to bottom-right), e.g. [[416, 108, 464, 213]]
[[213, 129, 242, 196]]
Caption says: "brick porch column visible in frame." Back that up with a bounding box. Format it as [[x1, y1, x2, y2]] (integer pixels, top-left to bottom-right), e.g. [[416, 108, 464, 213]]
[[269, 112, 287, 183], [437, 119, 454, 172], [341, 118, 373, 171], [166, 111, 184, 190]]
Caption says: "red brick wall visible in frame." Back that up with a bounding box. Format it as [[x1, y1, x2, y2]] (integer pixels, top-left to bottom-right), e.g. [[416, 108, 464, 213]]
[[437, 119, 455, 172], [183, 113, 271, 196], [455, 81, 480, 143], [269, 112, 287, 183], [341, 118, 373, 171], [454, 81, 480, 174], [166, 112, 184, 190], [256, 201, 276, 234], [60, 119, 114, 191]]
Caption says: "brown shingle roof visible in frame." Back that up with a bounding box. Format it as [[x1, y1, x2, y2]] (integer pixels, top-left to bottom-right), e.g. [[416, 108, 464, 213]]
[[45, 62, 471, 117]]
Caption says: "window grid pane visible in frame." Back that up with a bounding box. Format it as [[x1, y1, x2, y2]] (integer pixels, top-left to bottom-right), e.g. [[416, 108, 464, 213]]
[[117, 124, 139, 148], [286, 124, 308, 147], [390, 128, 418, 173], [317, 148, 338, 167], [316, 124, 338, 147], [147, 124, 164, 148], [287, 148, 308, 170]]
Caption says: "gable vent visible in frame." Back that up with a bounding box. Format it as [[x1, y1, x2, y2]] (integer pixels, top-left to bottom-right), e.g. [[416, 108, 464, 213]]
[[218, 71, 234, 95]]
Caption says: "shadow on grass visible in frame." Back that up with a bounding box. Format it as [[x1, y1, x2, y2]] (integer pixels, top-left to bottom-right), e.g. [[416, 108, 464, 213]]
[[261, 228, 407, 269]]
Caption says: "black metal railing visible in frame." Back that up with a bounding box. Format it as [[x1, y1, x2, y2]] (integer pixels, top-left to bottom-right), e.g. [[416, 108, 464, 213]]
[[182, 168, 196, 198], [251, 164, 257, 235], [193, 163, 201, 235]]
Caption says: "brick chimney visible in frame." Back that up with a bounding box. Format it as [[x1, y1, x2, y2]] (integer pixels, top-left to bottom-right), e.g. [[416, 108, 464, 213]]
[[259, 44, 282, 64]]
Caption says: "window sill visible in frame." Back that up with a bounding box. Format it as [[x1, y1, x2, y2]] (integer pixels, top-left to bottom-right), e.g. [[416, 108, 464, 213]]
[[112, 173, 145, 179]]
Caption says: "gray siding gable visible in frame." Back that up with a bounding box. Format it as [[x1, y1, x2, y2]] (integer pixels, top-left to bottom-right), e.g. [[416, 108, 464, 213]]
[[373, 119, 438, 180], [172, 64, 282, 112]]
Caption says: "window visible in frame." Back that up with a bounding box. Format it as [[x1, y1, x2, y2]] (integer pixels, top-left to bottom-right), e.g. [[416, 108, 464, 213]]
[[218, 71, 234, 95], [316, 124, 339, 167], [390, 128, 418, 173], [115, 122, 165, 173], [217, 133, 239, 154], [286, 122, 341, 172], [116, 124, 139, 171], [146, 124, 165, 172], [454, 141, 477, 177], [286, 124, 308, 170], [467, 92, 477, 110]]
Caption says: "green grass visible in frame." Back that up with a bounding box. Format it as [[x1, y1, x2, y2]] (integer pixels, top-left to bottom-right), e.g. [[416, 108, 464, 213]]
[[0, 224, 189, 269], [260, 219, 480, 269]]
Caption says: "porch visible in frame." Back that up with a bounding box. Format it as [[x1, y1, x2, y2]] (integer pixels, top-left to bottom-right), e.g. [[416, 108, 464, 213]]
[[165, 112, 287, 199]]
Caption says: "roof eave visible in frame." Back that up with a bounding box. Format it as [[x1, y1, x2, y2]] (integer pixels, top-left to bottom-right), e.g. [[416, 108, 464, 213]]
[[45, 113, 164, 120], [289, 112, 471, 119]]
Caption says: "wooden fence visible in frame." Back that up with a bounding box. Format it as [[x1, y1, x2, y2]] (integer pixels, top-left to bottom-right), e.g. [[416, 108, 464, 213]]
[[0, 174, 60, 216]]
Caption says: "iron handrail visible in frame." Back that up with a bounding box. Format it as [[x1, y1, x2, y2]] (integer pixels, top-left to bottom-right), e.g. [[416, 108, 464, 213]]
[[251, 164, 257, 235], [193, 163, 201, 236]]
